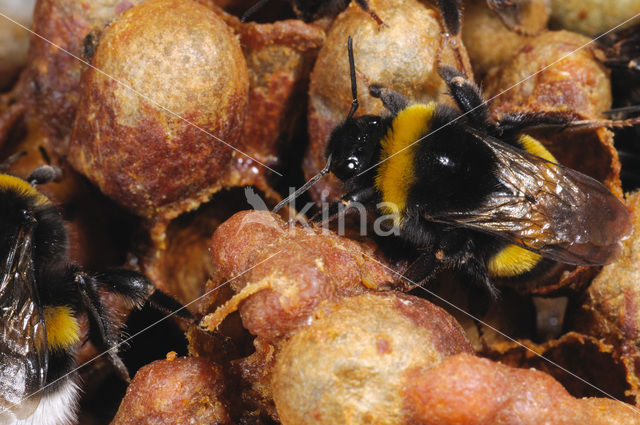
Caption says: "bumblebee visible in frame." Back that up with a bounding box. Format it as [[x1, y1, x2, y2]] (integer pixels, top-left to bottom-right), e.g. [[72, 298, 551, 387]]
[[0, 164, 185, 425], [242, 0, 530, 37], [601, 22, 640, 191], [275, 37, 634, 295]]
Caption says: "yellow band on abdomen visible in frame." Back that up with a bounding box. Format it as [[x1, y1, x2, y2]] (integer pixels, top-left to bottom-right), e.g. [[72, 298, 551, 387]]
[[488, 244, 542, 277], [43, 305, 81, 350]]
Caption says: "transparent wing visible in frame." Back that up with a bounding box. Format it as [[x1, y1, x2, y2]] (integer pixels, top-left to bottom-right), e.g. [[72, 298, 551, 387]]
[[0, 226, 47, 421], [425, 128, 633, 265]]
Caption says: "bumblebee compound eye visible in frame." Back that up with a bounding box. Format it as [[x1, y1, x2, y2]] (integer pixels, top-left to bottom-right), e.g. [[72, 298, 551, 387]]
[[20, 209, 35, 224], [332, 156, 361, 181]]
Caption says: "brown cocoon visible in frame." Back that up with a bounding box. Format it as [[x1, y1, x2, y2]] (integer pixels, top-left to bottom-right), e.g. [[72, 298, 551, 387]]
[[110, 357, 231, 425], [69, 0, 249, 220], [201, 210, 395, 342], [272, 292, 473, 425], [405, 353, 640, 425]]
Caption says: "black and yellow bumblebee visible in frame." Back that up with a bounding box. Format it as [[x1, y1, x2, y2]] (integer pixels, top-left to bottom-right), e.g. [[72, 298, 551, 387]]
[[0, 163, 185, 424], [275, 37, 635, 296]]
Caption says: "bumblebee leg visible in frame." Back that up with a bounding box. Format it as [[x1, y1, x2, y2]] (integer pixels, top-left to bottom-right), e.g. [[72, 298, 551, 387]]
[[94, 269, 153, 305], [369, 84, 409, 115], [496, 111, 576, 140], [460, 254, 500, 300], [240, 0, 269, 22], [96, 268, 192, 319], [436, 230, 499, 298], [310, 201, 340, 224], [27, 165, 63, 186], [311, 186, 377, 224], [486, 0, 541, 36], [401, 252, 440, 287], [438, 65, 491, 128], [311, 199, 354, 226], [605, 57, 640, 71], [74, 272, 131, 382], [343, 186, 377, 204], [146, 290, 193, 319], [435, 0, 473, 78], [352, 0, 385, 26], [436, 0, 462, 36]]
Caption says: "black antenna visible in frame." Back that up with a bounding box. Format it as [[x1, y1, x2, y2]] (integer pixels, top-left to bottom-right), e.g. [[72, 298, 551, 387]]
[[272, 36, 357, 214], [0, 151, 26, 172], [241, 0, 270, 22], [272, 155, 333, 213], [346, 36, 359, 120]]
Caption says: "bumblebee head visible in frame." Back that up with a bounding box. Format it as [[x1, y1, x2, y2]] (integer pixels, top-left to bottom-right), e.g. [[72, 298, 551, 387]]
[[270, 36, 381, 213], [0, 173, 66, 271], [326, 115, 386, 181], [0, 177, 41, 238]]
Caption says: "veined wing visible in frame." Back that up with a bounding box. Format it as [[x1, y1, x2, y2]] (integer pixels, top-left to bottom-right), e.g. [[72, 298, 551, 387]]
[[0, 224, 47, 422], [425, 127, 632, 265]]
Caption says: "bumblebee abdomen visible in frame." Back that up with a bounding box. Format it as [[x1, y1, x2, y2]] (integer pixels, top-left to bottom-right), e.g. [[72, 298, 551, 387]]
[[487, 244, 543, 277], [485, 135, 555, 278], [517, 134, 556, 162], [42, 306, 80, 351]]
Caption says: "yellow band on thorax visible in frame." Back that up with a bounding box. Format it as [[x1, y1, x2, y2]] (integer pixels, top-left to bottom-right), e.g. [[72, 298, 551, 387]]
[[375, 104, 436, 226], [0, 174, 50, 206]]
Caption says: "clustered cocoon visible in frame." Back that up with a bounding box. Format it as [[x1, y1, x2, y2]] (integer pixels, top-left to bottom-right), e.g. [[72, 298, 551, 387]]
[[0, 0, 639, 423]]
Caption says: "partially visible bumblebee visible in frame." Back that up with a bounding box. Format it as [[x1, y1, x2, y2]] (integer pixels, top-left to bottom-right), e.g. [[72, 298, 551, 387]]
[[242, 0, 531, 36], [600, 22, 640, 191], [0, 164, 185, 424], [275, 37, 635, 295]]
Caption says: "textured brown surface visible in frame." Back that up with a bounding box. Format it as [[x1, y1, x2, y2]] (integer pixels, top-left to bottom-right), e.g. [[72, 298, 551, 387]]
[[485, 30, 612, 119], [201, 210, 395, 342], [24, 0, 144, 156], [304, 0, 470, 203], [483, 30, 616, 190], [483, 332, 633, 403], [462, 0, 551, 76], [0, 5, 31, 90], [405, 353, 640, 425], [272, 292, 473, 425], [0, 85, 27, 154], [229, 17, 326, 168], [69, 0, 249, 220], [110, 356, 231, 425]]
